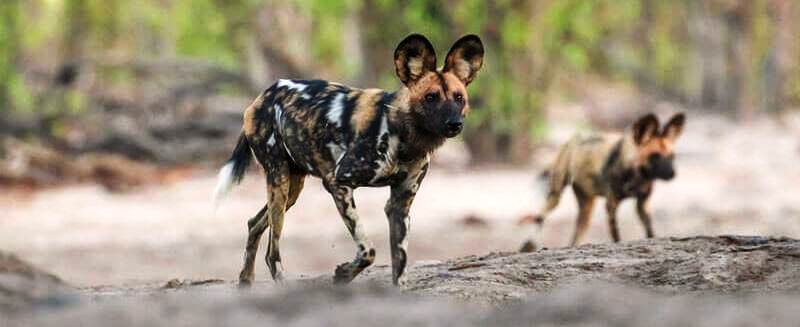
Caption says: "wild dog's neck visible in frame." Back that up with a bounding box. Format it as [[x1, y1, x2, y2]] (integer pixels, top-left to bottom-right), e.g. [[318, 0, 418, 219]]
[[386, 87, 446, 162], [606, 136, 654, 196]]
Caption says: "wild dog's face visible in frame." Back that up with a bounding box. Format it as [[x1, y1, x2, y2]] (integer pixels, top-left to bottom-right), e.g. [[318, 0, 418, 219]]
[[632, 113, 686, 181], [394, 34, 484, 138]]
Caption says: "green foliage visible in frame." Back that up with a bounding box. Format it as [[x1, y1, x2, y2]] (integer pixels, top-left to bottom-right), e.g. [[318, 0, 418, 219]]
[[4, 0, 800, 143], [174, 0, 239, 67], [0, 0, 23, 112]]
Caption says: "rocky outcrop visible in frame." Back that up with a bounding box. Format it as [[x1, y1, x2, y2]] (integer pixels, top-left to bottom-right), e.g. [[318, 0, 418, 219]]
[[5, 236, 800, 326]]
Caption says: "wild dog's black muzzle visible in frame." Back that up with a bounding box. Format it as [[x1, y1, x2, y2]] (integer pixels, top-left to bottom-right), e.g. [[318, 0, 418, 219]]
[[445, 119, 463, 136], [643, 154, 676, 180], [442, 102, 464, 137]]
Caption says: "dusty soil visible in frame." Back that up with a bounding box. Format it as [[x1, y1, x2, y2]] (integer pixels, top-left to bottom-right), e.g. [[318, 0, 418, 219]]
[[4, 236, 800, 326]]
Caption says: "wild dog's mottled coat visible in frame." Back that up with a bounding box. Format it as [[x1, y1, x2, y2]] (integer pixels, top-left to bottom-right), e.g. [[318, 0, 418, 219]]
[[521, 113, 685, 250], [215, 34, 484, 286]]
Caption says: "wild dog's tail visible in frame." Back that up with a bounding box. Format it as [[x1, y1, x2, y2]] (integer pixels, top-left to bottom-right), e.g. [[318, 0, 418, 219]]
[[520, 139, 575, 252], [213, 132, 253, 209], [545, 140, 573, 197]]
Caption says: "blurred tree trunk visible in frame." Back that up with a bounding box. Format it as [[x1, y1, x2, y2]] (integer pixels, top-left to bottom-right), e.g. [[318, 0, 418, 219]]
[[463, 1, 542, 165], [724, 2, 753, 117], [254, 1, 315, 81], [762, 0, 799, 112], [688, 1, 729, 112], [0, 0, 20, 114], [356, 0, 381, 87], [213, 0, 265, 92], [688, 0, 759, 116], [62, 0, 88, 62], [342, 4, 364, 85]]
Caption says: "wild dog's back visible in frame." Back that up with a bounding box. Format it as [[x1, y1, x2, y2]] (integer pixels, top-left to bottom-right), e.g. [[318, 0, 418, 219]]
[[562, 132, 633, 195]]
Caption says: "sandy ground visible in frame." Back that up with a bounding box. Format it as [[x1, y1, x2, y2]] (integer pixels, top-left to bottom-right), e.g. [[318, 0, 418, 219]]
[[4, 236, 800, 326], [1, 114, 799, 287]]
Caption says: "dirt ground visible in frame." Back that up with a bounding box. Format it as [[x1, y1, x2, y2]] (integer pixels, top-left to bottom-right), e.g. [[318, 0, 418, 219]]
[[4, 236, 800, 326], [1, 113, 800, 288]]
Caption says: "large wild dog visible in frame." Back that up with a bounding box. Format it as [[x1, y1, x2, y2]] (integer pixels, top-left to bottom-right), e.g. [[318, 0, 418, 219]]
[[520, 113, 685, 251], [213, 34, 484, 286]]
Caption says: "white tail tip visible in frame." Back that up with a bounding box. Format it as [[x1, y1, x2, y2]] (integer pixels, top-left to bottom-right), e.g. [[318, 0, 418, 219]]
[[212, 161, 236, 211]]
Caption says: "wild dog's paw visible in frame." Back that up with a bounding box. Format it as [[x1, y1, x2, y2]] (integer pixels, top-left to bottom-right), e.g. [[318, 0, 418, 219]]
[[237, 279, 253, 289], [519, 240, 538, 253], [333, 262, 358, 284], [393, 275, 408, 287]]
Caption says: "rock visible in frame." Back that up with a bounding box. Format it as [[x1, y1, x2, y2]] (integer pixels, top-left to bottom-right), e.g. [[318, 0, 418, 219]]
[[0, 251, 74, 314], [5, 236, 800, 326], [351, 235, 800, 303]]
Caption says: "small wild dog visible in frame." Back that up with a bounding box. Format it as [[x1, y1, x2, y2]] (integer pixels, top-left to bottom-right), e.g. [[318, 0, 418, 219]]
[[520, 113, 685, 251], [213, 34, 484, 286]]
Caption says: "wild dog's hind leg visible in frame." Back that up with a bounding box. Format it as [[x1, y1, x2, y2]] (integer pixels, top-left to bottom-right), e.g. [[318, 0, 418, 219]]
[[636, 191, 654, 238], [326, 181, 375, 284], [238, 172, 304, 287], [384, 160, 428, 286], [239, 203, 269, 287], [569, 185, 595, 247], [263, 165, 293, 282], [519, 174, 569, 252]]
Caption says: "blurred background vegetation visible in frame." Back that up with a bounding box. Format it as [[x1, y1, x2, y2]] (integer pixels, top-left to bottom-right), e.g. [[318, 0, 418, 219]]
[[0, 0, 798, 168]]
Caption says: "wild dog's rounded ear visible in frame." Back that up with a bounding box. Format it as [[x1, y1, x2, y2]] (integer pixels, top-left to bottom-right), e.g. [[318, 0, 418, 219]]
[[662, 113, 686, 140], [394, 34, 437, 86], [632, 113, 660, 145], [443, 34, 484, 86]]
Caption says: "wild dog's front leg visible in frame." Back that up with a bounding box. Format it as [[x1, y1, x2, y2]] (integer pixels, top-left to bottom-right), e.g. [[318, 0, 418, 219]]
[[636, 192, 654, 238], [325, 182, 375, 284], [384, 160, 429, 286], [570, 186, 596, 247], [605, 196, 621, 242]]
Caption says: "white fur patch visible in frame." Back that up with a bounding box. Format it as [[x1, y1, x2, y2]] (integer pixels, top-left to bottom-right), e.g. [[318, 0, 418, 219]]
[[266, 133, 276, 146], [407, 58, 424, 77], [274, 104, 284, 135], [370, 116, 399, 183], [273, 104, 283, 125], [212, 161, 236, 211], [326, 93, 346, 126], [277, 79, 307, 92], [400, 215, 410, 249], [283, 143, 297, 163], [378, 114, 389, 136], [327, 142, 346, 163], [453, 58, 472, 81]]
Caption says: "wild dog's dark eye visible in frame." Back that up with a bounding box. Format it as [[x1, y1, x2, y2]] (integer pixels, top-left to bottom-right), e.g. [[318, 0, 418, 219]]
[[425, 93, 438, 103], [453, 93, 464, 103]]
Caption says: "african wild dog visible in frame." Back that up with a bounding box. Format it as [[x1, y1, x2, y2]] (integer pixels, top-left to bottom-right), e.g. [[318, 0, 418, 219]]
[[213, 34, 484, 286], [520, 113, 685, 251]]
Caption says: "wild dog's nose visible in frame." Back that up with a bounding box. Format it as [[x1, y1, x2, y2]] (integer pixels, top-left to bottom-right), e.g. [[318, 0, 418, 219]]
[[446, 121, 463, 134], [664, 170, 675, 180]]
